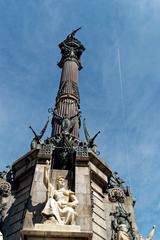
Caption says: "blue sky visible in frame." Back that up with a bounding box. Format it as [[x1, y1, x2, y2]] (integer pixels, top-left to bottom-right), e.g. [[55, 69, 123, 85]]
[[0, 0, 159, 239]]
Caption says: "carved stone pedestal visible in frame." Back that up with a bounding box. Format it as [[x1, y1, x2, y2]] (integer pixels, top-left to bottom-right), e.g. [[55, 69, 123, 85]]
[[21, 224, 92, 240]]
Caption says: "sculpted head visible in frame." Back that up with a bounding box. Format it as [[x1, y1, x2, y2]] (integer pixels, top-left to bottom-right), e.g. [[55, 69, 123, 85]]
[[119, 224, 128, 233], [56, 176, 65, 189]]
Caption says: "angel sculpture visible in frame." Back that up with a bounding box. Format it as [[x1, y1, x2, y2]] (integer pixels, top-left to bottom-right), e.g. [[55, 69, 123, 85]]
[[108, 171, 125, 189], [83, 118, 100, 151], [29, 118, 49, 149]]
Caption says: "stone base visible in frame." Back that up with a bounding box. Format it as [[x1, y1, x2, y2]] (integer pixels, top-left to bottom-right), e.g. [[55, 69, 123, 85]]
[[21, 223, 92, 240], [35, 223, 81, 232]]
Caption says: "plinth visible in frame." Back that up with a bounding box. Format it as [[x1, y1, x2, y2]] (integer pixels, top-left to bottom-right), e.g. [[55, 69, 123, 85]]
[[21, 224, 92, 240]]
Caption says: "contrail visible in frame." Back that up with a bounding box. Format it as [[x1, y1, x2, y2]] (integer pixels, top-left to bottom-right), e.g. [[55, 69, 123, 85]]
[[117, 47, 132, 187]]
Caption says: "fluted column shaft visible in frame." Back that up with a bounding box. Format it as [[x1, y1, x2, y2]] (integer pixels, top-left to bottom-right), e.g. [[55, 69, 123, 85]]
[[51, 30, 85, 139], [52, 61, 80, 138]]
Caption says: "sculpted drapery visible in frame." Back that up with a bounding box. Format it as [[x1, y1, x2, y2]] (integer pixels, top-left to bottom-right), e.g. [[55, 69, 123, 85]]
[[42, 161, 78, 225]]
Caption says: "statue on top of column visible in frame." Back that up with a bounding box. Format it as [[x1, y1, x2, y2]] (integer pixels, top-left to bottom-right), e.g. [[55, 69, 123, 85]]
[[58, 28, 85, 70]]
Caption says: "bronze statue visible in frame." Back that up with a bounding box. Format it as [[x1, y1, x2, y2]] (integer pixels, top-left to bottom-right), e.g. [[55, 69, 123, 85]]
[[66, 27, 81, 39], [53, 110, 80, 135], [111, 205, 135, 240], [108, 172, 125, 189], [29, 118, 49, 149], [83, 118, 100, 149], [57, 28, 85, 70]]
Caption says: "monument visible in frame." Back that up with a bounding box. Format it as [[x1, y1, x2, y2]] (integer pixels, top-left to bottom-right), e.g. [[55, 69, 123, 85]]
[[0, 29, 156, 240]]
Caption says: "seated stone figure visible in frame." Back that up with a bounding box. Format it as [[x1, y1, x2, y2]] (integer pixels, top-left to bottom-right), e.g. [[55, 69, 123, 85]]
[[42, 161, 78, 225], [116, 224, 130, 240]]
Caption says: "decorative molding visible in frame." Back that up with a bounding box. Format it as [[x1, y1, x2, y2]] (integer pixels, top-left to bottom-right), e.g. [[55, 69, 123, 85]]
[[0, 178, 11, 228], [108, 187, 125, 203], [0, 179, 11, 197]]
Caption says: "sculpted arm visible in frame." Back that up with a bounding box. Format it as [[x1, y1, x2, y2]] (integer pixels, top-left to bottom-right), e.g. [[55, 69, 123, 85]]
[[68, 192, 79, 208], [43, 160, 54, 198]]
